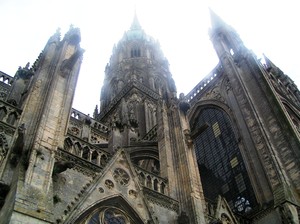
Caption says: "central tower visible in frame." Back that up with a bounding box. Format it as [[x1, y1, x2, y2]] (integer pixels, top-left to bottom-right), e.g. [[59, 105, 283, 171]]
[[96, 13, 176, 146], [94, 14, 207, 223]]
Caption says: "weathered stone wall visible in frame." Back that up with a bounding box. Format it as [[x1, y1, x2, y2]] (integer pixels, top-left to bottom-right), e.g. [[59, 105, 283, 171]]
[[53, 168, 93, 222]]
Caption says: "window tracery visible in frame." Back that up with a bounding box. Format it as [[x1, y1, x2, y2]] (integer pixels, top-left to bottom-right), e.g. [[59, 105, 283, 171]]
[[85, 207, 130, 224], [113, 168, 130, 186], [191, 107, 256, 213]]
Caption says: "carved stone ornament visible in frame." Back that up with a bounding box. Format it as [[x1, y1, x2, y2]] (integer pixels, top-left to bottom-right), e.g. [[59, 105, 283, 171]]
[[220, 213, 232, 224], [183, 129, 193, 148], [113, 168, 130, 186], [105, 179, 114, 189], [70, 126, 80, 136], [129, 189, 137, 198], [98, 187, 104, 193]]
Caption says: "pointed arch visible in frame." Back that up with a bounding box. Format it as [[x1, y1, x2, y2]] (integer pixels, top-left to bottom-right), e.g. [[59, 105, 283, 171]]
[[73, 195, 146, 224], [74, 142, 83, 157], [188, 100, 258, 214], [7, 112, 18, 126], [64, 137, 74, 153], [0, 107, 7, 121], [82, 146, 90, 161], [130, 43, 141, 58], [188, 100, 240, 140]]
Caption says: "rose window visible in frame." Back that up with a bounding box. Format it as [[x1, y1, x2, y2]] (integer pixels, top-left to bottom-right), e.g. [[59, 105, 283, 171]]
[[113, 168, 130, 186]]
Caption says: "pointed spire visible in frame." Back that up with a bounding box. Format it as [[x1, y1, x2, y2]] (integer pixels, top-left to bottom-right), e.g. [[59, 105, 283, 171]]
[[209, 8, 227, 30], [130, 9, 142, 30], [263, 54, 277, 70]]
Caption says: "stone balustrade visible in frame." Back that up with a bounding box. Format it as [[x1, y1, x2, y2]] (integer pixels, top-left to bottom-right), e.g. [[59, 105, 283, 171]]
[[70, 108, 109, 133], [0, 101, 22, 127], [185, 64, 223, 104], [0, 71, 13, 86], [141, 125, 157, 141], [134, 165, 168, 195], [64, 136, 110, 168]]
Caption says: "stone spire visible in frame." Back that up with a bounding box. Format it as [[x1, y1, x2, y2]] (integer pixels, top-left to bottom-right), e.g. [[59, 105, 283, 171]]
[[130, 10, 142, 30], [209, 8, 225, 30]]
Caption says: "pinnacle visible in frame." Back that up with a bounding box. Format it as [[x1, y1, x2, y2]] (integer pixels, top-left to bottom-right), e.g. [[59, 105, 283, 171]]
[[130, 10, 142, 30], [209, 8, 226, 29]]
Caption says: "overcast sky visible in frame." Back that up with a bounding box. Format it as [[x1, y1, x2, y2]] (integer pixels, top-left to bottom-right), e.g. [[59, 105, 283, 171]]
[[0, 0, 299, 115]]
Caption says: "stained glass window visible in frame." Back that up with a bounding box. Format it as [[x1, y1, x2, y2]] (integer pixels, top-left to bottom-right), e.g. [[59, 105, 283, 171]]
[[104, 210, 126, 224], [86, 208, 129, 224], [191, 107, 257, 214]]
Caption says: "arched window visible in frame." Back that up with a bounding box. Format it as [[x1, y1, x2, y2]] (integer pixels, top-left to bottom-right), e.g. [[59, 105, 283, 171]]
[[82, 147, 90, 160], [0, 107, 7, 121], [130, 47, 141, 58], [64, 138, 73, 153], [191, 107, 257, 214], [7, 112, 17, 126]]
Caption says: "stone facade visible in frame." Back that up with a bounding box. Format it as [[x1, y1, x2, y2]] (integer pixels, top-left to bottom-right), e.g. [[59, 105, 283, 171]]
[[0, 11, 299, 224]]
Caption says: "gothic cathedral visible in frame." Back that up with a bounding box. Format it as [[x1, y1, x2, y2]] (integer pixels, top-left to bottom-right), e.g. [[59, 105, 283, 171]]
[[0, 11, 299, 224]]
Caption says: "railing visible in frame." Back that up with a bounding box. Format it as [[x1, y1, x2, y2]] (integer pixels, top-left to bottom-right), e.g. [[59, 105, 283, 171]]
[[142, 125, 157, 141], [185, 64, 223, 103], [70, 108, 108, 133], [134, 165, 168, 195], [64, 136, 110, 168], [0, 71, 13, 86], [0, 101, 22, 127]]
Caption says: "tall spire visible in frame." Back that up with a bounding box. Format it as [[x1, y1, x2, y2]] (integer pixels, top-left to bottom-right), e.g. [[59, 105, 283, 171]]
[[209, 8, 227, 30], [130, 9, 142, 30]]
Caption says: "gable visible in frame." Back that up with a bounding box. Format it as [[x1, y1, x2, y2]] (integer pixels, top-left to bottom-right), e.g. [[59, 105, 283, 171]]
[[62, 150, 153, 224]]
